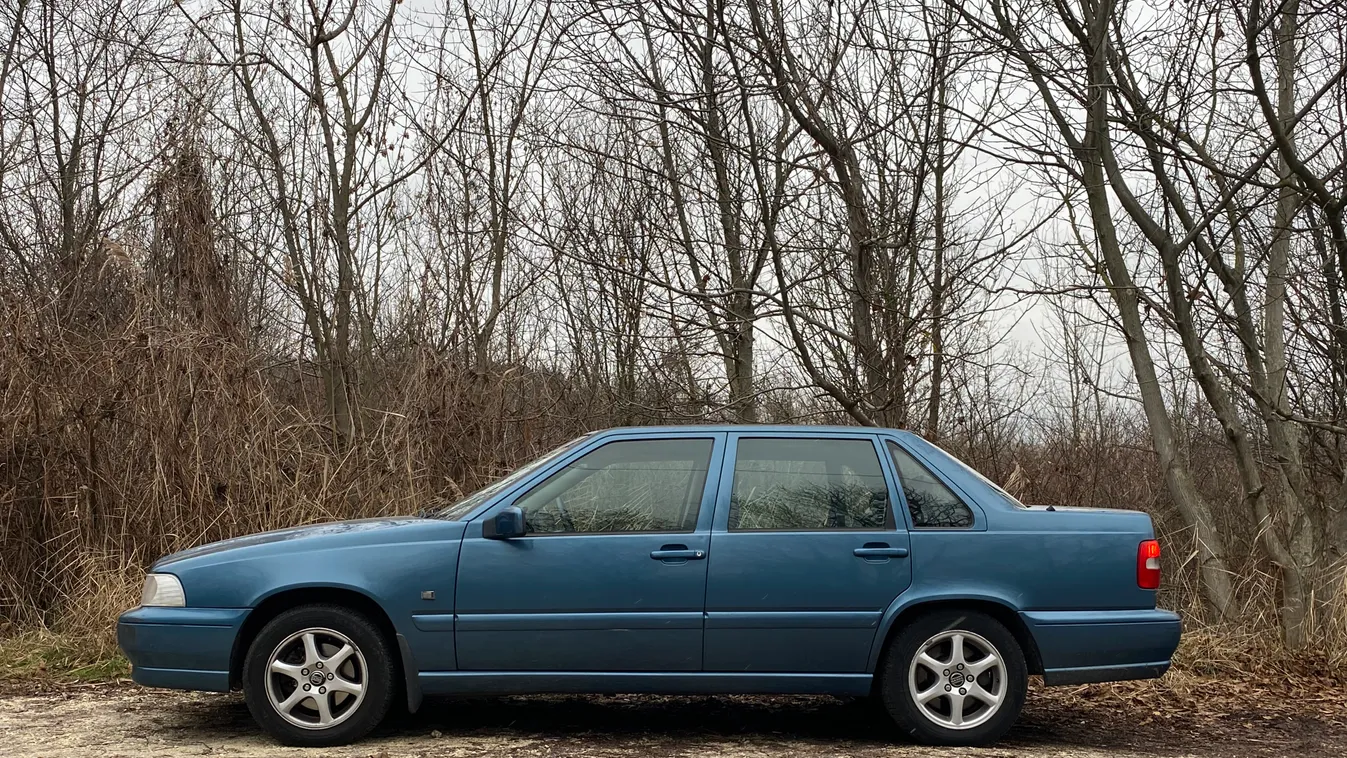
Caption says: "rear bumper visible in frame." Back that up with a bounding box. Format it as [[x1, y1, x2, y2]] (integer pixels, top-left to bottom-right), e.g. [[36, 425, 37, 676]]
[[1021, 609, 1181, 686], [116, 606, 250, 692]]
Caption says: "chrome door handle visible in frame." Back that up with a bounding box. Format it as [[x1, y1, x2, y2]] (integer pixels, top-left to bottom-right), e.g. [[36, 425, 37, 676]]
[[853, 546, 909, 558], [650, 549, 705, 560]]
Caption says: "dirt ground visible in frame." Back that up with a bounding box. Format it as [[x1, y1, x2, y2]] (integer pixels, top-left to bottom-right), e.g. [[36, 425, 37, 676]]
[[1, 681, 1344, 758]]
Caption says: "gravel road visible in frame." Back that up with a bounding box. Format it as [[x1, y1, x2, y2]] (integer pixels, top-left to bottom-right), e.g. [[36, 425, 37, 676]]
[[0, 682, 1341, 758]]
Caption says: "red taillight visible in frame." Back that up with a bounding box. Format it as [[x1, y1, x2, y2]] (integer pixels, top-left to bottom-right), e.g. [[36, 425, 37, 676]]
[[1137, 539, 1161, 589]]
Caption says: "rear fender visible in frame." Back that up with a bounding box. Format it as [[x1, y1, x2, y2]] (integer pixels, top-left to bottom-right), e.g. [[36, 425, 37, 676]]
[[867, 590, 1041, 674]]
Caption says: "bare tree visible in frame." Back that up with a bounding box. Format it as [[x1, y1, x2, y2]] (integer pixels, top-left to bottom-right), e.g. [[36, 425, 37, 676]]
[[955, 0, 1347, 641], [206, 0, 412, 446]]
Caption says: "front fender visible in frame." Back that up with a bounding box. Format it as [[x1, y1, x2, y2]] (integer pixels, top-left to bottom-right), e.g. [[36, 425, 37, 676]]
[[166, 521, 465, 671], [174, 541, 458, 618]]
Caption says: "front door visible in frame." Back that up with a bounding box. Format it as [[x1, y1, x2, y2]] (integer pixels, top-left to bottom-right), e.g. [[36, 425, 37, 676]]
[[703, 433, 912, 672], [455, 433, 723, 671]]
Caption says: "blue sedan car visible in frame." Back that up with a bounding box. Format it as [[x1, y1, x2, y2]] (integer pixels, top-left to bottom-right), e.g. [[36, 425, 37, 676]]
[[118, 426, 1180, 747]]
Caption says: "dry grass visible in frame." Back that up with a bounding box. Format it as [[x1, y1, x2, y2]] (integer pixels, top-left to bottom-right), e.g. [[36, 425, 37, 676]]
[[5, 291, 1347, 683], [0, 296, 601, 637], [1036, 627, 1347, 736], [0, 629, 128, 683]]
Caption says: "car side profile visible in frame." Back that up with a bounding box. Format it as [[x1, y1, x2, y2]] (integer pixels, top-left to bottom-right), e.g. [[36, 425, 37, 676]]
[[117, 425, 1181, 747]]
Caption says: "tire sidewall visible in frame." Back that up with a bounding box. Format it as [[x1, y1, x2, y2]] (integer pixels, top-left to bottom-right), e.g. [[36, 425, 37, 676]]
[[243, 604, 395, 747], [879, 609, 1027, 746]]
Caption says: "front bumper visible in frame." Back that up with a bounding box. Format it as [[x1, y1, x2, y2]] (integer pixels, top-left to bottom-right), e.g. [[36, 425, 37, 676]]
[[116, 606, 250, 692], [1022, 608, 1182, 685]]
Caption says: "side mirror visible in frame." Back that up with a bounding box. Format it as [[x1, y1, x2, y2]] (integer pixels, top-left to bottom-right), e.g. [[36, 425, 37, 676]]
[[482, 505, 528, 539]]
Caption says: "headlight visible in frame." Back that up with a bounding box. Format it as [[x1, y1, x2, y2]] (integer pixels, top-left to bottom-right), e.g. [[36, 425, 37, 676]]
[[140, 573, 186, 607]]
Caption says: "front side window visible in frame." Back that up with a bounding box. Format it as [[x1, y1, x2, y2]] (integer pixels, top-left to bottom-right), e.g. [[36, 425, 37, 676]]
[[513, 438, 713, 534], [728, 438, 890, 530], [887, 441, 974, 528]]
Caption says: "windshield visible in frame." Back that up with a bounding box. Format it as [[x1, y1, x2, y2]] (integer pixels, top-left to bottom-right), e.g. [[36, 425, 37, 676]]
[[430, 434, 593, 520]]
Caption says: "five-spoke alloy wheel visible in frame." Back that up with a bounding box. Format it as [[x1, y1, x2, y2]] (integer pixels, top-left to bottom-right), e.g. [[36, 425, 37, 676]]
[[244, 605, 394, 746], [880, 610, 1027, 746]]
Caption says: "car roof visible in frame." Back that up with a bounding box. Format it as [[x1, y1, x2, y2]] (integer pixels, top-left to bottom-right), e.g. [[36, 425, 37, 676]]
[[592, 424, 920, 439]]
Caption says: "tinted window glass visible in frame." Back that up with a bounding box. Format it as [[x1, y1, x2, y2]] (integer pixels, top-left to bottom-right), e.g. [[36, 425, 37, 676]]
[[514, 438, 713, 534], [912, 438, 1027, 509], [887, 442, 974, 528], [729, 438, 889, 530]]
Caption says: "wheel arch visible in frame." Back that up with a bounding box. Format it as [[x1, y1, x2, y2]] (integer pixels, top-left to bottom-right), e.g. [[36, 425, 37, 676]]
[[868, 596, 1044, 678], [229, 585, 400, 691]]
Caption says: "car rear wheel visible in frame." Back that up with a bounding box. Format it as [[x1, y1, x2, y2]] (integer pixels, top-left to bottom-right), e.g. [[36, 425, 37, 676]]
[[243, 604, 394, 746], [879, 609, 1027, 746]]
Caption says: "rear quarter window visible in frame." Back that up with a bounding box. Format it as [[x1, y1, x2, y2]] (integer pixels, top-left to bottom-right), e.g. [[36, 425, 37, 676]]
[[887, 441, 974, 529]]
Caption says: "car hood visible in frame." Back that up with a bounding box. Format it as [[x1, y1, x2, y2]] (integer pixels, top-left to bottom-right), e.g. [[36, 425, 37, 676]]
[[152, 517, 439, 569]]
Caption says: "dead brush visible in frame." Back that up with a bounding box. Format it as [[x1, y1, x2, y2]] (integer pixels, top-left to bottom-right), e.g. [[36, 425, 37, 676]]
[[4, 285, 1347, 681], [0, 288, 595, 648]]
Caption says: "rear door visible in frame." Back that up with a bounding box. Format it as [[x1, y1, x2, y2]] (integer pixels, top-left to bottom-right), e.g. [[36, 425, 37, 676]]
[[703, 432, 912, 672], [455, 432, 723, 671]]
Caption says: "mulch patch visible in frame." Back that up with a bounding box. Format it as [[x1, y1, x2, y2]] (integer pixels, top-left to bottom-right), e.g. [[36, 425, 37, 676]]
[[1018, 674, 1347, 757]]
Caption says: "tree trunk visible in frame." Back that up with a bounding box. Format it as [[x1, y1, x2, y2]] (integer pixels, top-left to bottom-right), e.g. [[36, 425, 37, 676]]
[[1265, 0, 1316, 646], [1072, 0, 1236, 616], [926, 41, 950, 440]]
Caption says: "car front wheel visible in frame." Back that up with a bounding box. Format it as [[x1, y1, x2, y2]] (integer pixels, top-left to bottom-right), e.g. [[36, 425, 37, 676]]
[[879, 609, 1027, 746], [243, 604, 395, 746]]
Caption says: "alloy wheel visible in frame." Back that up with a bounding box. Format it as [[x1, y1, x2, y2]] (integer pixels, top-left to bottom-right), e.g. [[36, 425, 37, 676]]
[[263, 627, 368, 730], [907, 629, 1007, 730]]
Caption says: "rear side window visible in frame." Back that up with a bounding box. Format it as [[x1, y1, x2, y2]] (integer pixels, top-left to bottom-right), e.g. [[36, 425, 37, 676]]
[[513, 438, 713, 534], [729, 438, 890, 530], [887, 441, 974, 528]]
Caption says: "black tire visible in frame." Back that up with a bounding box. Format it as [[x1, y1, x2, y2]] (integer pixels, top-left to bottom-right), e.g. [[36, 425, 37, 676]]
[[878, 609, 1027, 746], [242, 604, 395, 747]]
